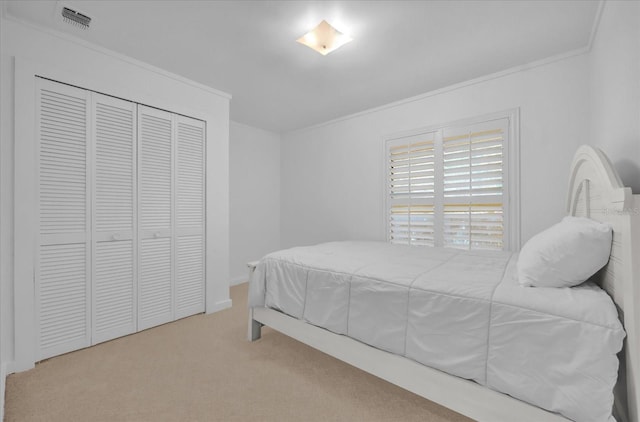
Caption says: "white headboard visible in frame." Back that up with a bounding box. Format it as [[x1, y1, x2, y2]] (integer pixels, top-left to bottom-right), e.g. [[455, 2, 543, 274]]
[[566, 145, 639, 422]]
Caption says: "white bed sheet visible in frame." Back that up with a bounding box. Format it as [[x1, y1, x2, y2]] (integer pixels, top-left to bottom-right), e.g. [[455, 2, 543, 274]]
[[249, 241, 625, 422]]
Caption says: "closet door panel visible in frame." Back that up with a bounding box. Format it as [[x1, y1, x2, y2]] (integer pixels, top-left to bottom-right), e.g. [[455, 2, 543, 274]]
[[36, 78, 91, 360], [139, 237, 173, 326], [92, 94, 137, 344], [94, 240, 135, 341], [39, 244, 88, 358], [138, 106, 174, 330], [175, 117, 205, 318], [176, 234, 204, 317]]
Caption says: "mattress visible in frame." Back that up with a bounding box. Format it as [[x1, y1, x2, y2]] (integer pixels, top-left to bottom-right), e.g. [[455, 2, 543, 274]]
[[249, 241, 625, 422]]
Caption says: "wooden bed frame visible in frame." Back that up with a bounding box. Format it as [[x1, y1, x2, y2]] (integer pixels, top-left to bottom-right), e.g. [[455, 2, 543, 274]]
[[248, 145, 639, 422]]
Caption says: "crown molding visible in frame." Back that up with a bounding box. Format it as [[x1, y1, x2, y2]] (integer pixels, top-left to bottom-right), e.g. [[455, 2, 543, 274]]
[[289, 45, 590, 136], [587, 0, 606, 52]]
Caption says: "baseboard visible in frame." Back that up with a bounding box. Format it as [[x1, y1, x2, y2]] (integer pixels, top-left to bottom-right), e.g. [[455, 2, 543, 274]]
[[207, 298, 232, 314], [229, 275, 247, 286]]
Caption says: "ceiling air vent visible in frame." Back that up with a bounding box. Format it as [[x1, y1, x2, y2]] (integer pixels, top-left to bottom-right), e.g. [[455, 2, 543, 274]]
[[61, 6, 91, 29]]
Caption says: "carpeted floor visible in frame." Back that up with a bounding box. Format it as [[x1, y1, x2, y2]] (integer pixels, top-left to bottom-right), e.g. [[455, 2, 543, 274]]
[[5, 283, 472, 422]]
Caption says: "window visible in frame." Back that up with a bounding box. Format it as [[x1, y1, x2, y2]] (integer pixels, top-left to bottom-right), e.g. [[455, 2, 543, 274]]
[[385, 111, 519, 251]]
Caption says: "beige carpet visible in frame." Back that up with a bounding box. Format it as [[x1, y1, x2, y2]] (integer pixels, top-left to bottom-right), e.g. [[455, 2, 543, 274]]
[[5, 283, 472, 422]]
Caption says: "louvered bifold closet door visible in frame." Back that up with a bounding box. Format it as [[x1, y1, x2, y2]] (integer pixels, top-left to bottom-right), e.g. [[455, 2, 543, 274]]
[[138, 106, 174, 330], [36, 78, 91, 360], [91, 94, 137, 344], [442, 119, 508, 250], [387, 132, 438, 246], [175, 116, 205, 319]]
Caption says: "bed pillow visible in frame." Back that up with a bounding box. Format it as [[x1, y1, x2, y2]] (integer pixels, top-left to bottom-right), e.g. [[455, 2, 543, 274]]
[[517, 216, 613, 288]]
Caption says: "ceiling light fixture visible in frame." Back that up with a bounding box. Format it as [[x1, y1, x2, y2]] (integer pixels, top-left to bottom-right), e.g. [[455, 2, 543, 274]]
[[296, 20, 352, 56]]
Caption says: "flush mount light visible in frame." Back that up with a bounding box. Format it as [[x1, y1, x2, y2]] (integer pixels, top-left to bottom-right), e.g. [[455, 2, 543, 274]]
[[296, 20, 352, 56]]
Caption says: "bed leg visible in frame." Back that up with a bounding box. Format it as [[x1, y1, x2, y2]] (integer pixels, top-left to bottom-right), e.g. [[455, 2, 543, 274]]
[[248, 308, 262, 341]]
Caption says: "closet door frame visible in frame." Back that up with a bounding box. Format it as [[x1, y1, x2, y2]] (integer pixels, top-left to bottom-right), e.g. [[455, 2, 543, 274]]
[[14, 57, 228, 372]]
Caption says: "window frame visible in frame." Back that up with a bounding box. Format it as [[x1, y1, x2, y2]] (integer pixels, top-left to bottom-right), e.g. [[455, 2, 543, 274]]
[[383, 109, 520, 251]]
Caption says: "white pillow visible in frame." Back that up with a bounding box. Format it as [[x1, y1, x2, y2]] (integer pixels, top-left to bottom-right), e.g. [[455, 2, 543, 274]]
[[517, 216, 613, 288]]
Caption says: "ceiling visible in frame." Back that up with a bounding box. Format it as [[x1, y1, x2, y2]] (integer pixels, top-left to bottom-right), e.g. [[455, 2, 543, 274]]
[[5, 1, 599, 133]]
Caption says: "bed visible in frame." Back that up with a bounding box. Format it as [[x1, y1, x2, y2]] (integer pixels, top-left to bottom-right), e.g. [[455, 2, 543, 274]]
[[247, 145, 640, 422]]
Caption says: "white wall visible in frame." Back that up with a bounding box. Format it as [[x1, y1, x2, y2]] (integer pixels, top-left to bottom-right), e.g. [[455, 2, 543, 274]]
[[281, 54, 590, 249], [0, 16, 231, 376], [589, 0, 640, 193], [229, 121, 281, 283]]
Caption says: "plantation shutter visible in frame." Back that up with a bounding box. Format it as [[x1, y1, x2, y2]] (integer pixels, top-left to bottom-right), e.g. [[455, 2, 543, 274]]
[[386, 117, 510, 251], [387, 133, 437, 246], [442, 119, 507, 250], [91, 93, 137, 344], [36, 78, 91, 359], [138, 105, 174, 330], [174, 116, 205, 319]]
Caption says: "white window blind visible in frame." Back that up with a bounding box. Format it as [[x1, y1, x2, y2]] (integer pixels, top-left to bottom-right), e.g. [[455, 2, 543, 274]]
[[386, 114, 516, 251]]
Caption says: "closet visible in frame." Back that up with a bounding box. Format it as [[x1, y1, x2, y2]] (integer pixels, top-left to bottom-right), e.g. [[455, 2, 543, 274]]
[[36, 78, 205, 360]]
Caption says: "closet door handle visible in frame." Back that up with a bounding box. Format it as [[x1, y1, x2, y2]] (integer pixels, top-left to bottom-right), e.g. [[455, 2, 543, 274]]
[[112, 233, 122, 241], [153, 231, 162, 238]]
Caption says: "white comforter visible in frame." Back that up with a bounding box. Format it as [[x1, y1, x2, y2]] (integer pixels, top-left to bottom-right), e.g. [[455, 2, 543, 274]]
[[249, 241, 625, 422]]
